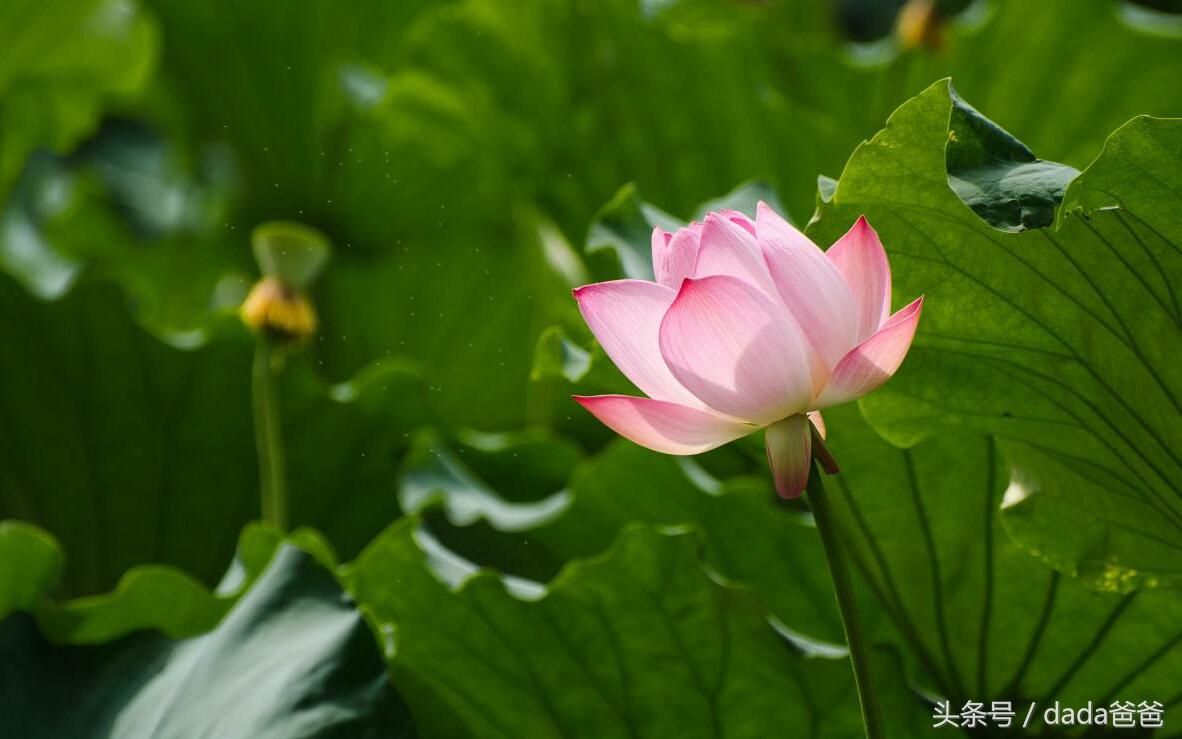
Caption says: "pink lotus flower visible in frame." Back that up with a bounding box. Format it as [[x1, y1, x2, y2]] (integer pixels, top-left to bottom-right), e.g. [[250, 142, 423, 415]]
[[572, 203, 922, 498]]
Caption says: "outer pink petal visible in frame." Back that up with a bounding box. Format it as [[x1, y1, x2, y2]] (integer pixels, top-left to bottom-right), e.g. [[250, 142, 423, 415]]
[[826, 216, 892, 342], [653, 223, 703, 288], [574, 395, 752, 455], [573, 279, 700, 405], [658, 275, 814, 424], [815, 296, 924, 409], [765, 415, 811, 499], [756, 202, 859, 380], [692, 213, 777, 294]]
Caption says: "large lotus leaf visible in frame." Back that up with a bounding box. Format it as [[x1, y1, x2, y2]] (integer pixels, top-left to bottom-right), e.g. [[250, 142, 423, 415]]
[[403, 403, 1182, 735], [0, 519, 282, 644], [393, 400, 1182, 735], [401, 433, 850, 649], [0, 274, 428, 595], [0, 542, 414, 738], [822, 405, 1182, 734], [0, 0, 155, 200], [807, 80, 1182, 591], [345, 519, 931, 738]]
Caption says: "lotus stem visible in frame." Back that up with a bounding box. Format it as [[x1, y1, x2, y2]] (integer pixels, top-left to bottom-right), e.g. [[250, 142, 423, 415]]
[[806, 460, 883, 739], [252, 340, 288, 530]]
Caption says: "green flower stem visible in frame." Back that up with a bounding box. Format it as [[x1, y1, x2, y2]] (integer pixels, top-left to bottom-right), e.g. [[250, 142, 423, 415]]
[[806, 461, 883, 739], [252, 340, 288, 530]]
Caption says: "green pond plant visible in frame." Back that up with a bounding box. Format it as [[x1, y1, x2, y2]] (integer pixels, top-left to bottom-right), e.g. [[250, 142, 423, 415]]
[[240, 221, 332, 531]]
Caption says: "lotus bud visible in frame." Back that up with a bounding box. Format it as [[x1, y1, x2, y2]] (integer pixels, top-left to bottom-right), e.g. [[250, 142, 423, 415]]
[[240, 221, 331, 342]]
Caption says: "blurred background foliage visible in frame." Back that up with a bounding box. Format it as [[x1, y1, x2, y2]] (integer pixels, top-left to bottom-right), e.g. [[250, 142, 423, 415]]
[[2, 0, 1182, 736]]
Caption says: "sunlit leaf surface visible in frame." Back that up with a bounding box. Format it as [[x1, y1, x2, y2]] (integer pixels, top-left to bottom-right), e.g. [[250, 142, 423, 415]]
[[810, 80, 1182, 590], [1, 541, 413, 738]]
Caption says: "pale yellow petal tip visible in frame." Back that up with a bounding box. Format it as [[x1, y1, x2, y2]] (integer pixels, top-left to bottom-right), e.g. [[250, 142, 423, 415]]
[[807, 410, 827, 440], [897, 0, 943, 52], [240, 276, 318, 340]]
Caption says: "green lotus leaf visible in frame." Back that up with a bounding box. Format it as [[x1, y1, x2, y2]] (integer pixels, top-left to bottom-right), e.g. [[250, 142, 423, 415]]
[[344, 519, 930, 738], [808, 79, 1182, 590], [0, 0, 156, 200], [1, 540, 414, 738], [822, 405, 1182, 732]]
